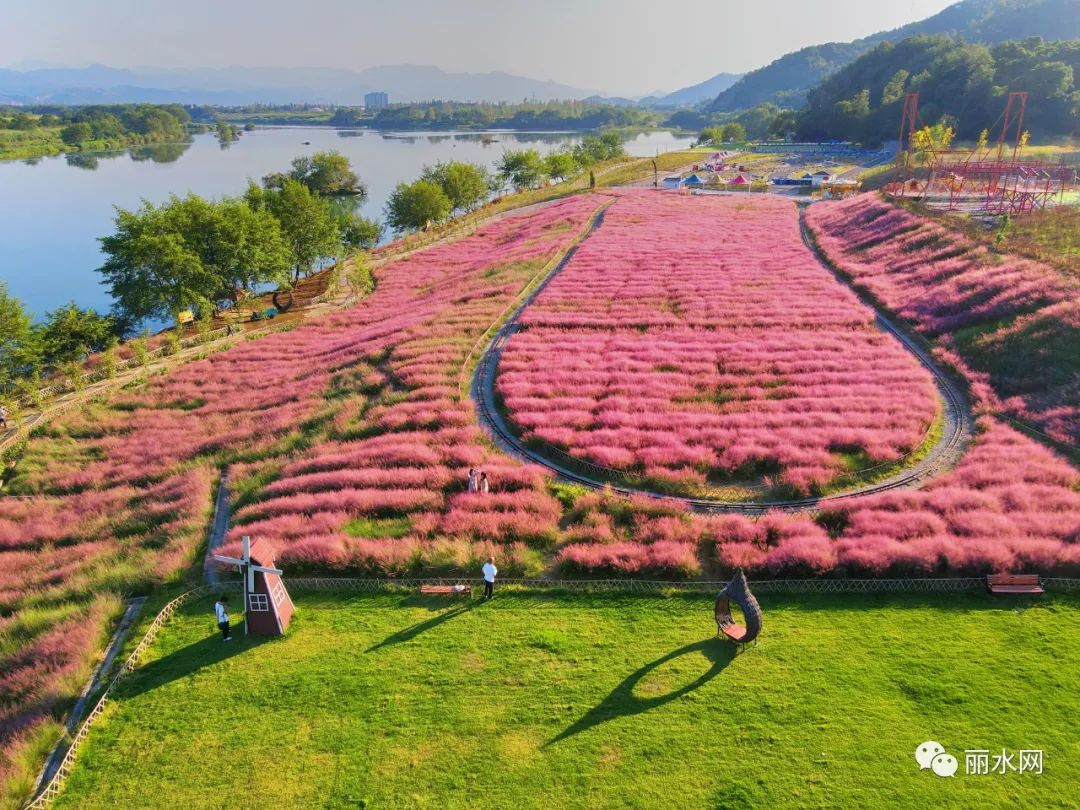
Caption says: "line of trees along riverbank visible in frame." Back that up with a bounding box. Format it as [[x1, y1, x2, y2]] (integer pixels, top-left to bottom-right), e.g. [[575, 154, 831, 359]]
[[4, 140, 606, 397], [0, 151, 382, 398], [0, 103, 194, 159]]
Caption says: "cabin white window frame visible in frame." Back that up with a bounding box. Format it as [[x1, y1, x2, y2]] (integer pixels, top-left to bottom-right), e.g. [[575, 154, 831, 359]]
[[271, 581, 288, 607], [248, 592, 270, 612]]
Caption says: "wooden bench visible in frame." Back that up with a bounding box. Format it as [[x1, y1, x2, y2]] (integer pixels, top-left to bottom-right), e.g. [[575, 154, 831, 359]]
[[987, 574, 1044, 595], [718, 620, 747, 643], [420, 584, 471, 597]]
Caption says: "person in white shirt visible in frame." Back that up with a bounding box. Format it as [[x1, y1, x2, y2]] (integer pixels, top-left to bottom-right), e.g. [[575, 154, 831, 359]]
[[214, 596, 232, 640], [481, 557, 497, 600], [467, 468, 478, 493]]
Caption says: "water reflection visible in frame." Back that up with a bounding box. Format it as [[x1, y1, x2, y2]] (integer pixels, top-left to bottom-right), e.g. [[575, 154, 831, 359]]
[[65, 152, 103, 170], [130, 142, 191, 163], [0, 126, 695, 317]]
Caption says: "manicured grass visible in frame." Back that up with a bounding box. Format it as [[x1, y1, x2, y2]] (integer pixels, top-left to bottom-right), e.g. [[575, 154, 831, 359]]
[[55, 590, 1079, 809]]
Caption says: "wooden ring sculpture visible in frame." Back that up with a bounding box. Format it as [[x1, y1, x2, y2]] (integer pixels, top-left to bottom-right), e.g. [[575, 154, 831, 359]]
[[715, 569, 762, 645], [272, 289, 294, 312]]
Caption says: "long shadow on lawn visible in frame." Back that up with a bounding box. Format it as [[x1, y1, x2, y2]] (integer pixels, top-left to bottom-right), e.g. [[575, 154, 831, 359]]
[[366, 602, 473, 652], [547, 637, 735, 746], [118, 632, 257, 699]]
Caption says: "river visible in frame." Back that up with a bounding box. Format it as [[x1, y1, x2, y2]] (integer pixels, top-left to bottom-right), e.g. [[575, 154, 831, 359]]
[[0, 127, 695, 319]]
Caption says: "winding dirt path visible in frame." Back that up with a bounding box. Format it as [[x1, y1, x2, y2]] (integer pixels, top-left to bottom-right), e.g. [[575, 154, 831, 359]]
[[471, 194, 974, 514]]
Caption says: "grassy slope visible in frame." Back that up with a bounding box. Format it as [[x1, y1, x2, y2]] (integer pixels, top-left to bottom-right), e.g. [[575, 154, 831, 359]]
[[56, 591, 1079, 809]]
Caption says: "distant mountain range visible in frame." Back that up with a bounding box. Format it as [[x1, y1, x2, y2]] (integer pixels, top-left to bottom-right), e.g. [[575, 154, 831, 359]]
[[640, 73, 743, 107], [0, 61, 748, 109], [710, 0, 1080, 111], [0, 63, 608, 105]]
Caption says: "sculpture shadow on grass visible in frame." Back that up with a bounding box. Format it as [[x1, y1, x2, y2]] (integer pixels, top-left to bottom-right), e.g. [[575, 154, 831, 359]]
[[365, 602, 473, 652], [547, 637, 735, 746]]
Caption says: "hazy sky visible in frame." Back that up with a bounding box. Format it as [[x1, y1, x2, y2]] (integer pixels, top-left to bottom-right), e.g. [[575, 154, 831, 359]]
[[1, 0, 959, 95]]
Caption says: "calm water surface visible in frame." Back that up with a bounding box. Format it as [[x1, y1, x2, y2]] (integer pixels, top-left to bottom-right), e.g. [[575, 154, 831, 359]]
[[0, 127, 694, 319]]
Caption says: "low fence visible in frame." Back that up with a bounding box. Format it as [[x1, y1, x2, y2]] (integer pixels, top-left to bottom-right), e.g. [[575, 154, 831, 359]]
[[286, 576, 1080, 594], [22, 584, 237, 810], [23, 573, 1078, 808]]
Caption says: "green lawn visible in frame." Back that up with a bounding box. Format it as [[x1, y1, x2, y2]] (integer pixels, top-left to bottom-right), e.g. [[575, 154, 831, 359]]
[[55, 591, 1079, 809]]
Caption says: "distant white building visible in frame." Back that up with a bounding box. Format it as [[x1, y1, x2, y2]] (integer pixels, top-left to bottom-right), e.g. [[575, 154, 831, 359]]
[[364, 91, 389, 110]]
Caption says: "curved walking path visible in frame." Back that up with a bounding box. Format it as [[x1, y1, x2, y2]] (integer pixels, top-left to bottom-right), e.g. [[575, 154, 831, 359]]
[[471, 194, 974, 514]]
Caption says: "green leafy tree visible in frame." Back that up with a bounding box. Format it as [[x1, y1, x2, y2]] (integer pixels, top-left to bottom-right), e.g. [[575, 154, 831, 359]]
[[421, 161, 491, 211], [341, 214, 384, 250], [249, 180, 342, 282], [60, 122, 92, 145], [497, 149, 546, 190], [215, 119, 239, 147], [573, 134, 625, 165], [881, 70, 911, 106], [766, 110, 798, 140], [385, 179, 452, 232], [10, 113, 36, 130], [720, 122, 747, 142], [99, 194, 293, 323], [210, 197, 293, 299], [131, 333, 150, 367], [697, 126, 723, 146], [99, 204, 212, 323], [266, 151, 367, 198], [38, 303, 116, 367], [543, 152, 579, 182], [101, 340, 119, 379], [60, 360, 86, 393], [0, 283, 39, 390]]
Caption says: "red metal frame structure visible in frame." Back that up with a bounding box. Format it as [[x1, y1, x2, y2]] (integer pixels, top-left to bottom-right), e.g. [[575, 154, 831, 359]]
[[891, 92, 921, 197], [889, 91, 1077, 215]]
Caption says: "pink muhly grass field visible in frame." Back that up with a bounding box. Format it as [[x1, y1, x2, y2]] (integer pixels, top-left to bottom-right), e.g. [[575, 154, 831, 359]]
[[0, 194, 601, 791], [806, 195, 1079, 443], [498, 191, 939, 493], [2, 186, 1079, 794]]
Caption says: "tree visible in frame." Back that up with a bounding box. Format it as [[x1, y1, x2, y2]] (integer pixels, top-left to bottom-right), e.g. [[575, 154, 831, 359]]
[[697, 126, 724, 146], [385, 179, 452, 232], [267, 151, 367, 199], [99, 193, 294, 324], [249, 180, 342, 282], [341, 214, 384, 250], [10, 113, 36, 130], [880, 70, 910, 106], [497, 149, 545, 190], [421, 161, 491, 211], [60, 122, 92, 145], [766, 109, 798, 140], [721, 122, 747, 142], [37, 304, 116, 366], [912, 121, 955, 161], [215, 119, 239, 147], [211, 198, 292, 299], [0, 283, 38, 390], [98, 202, 217, 324], [543, 151, 579, 182], [573, 134, 624, 165]]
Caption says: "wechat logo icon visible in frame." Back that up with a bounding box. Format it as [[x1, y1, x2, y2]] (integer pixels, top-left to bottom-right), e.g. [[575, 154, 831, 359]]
[[916, 741, 958, 777]]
